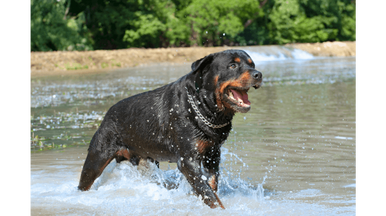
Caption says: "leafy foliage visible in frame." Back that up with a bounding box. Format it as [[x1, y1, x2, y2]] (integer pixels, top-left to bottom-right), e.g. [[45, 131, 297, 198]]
[[31, 0, 93, 51], [179, 0, 262, 46], [266, 0, 356, 44], [31, 0, 356, 51]]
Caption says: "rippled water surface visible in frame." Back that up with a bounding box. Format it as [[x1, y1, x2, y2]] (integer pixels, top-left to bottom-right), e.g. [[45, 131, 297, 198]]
[[31, 56, 355, 215]]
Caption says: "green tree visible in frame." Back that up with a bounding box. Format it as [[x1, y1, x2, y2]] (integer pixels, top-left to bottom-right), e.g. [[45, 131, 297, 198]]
[[266, 0, 355, 44], [69, 0, 177, 49], [31, 0, 356, 51], [177, 0, 262, 46], [31, 0, 93, 51]]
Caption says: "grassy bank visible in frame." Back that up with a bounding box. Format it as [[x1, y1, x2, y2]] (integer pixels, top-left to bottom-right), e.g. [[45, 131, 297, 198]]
[[31, 41, 355, 77]]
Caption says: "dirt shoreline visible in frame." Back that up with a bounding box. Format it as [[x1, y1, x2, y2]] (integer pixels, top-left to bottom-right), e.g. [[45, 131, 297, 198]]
[[31, 41, 355, 77]]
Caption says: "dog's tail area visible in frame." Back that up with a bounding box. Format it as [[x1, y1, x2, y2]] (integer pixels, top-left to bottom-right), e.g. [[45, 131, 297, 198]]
[[78, 147, 115, 191], [78, 129, 119, 191]]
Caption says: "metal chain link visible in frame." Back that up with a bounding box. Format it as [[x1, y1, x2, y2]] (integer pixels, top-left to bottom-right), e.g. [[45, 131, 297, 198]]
[[187, 91, 230, 129]]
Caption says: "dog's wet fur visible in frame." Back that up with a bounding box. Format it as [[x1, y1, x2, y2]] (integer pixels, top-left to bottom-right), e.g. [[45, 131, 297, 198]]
[[78, 50, 262, 209]]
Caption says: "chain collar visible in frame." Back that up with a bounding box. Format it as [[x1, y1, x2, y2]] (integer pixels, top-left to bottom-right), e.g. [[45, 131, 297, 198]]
[[186, 91, 230, 129]]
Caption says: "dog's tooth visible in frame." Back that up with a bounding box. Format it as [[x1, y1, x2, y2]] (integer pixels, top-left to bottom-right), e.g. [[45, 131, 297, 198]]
[[229, 91, 234, 99]]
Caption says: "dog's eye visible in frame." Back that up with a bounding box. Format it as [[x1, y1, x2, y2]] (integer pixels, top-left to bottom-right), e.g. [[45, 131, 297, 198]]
[[229, 64, 237, 69]]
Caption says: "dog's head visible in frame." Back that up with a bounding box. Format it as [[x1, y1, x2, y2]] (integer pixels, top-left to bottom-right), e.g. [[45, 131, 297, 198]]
[[189, 50, 262, 114]]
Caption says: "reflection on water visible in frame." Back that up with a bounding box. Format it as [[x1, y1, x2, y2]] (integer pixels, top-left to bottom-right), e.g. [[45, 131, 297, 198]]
[[31, 56, 355, 215]]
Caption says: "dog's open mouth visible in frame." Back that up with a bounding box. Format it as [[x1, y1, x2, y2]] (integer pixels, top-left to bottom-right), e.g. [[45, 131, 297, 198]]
[[222, 82, 261, 113], [227, 88, 251, 108]]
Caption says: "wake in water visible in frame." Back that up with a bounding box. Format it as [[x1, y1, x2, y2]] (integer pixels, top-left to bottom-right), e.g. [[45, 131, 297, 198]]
[[31, 146, 354, 215]]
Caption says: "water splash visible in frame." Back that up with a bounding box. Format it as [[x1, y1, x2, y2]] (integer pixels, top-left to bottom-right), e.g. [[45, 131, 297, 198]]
[[31, 147, 270, 215], [90, 152, 267, 201]]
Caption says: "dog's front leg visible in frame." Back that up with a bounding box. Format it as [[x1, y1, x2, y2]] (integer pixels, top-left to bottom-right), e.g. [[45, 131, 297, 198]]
[[201, 148, 224, 209], [177, 157, 224, 209]]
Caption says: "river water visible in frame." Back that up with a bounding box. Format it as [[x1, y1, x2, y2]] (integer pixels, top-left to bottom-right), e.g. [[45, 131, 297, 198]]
[[31, 48, 356, 215]]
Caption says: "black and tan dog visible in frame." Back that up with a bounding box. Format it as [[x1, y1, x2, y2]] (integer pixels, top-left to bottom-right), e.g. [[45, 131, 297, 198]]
[[78, 50, 262, 209]]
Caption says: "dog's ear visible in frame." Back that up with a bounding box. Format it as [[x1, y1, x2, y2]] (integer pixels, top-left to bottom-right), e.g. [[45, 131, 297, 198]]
[[191, 54, 214, 72], [191, 54, 214, 92]]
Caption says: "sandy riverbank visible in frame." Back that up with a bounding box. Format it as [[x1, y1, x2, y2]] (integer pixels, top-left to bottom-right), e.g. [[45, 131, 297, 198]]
[[287, 41, 356, 57], [31, 41, 355, 77]]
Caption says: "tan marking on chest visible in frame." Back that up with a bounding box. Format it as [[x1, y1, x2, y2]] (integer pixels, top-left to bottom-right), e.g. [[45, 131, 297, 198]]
[[196, 139, 214, 154]]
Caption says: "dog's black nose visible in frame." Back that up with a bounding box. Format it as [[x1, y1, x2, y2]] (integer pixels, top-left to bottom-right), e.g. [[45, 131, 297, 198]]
[[252, 71, 262, 80]]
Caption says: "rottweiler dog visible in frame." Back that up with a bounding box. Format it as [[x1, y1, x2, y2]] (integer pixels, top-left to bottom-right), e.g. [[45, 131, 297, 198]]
[[78, 49, 262, 209]]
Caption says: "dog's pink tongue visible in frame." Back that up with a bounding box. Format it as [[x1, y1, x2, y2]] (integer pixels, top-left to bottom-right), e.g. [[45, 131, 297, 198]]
[[230, 89, 250, 105]]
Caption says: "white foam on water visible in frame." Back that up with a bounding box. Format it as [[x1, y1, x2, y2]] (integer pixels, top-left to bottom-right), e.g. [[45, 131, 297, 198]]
[[244, 51, 288, 62], [335, 136, 354, 140], [344, 184, 356, 188], [244, 48, 314, 63], [291, 49, 315, 60], [31, 154, 355, 215]]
